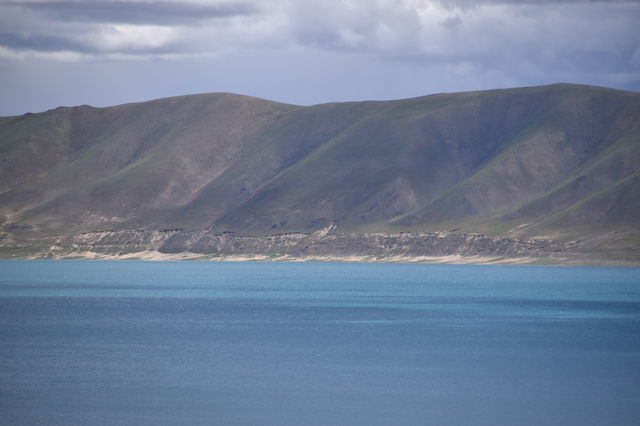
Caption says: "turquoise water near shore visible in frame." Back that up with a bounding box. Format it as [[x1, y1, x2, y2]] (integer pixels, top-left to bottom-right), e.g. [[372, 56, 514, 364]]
[[1, 260, 639, 425]]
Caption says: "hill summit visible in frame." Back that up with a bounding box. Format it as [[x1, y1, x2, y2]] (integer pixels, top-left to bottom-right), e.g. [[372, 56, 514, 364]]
[[1, 84, 639, 264]]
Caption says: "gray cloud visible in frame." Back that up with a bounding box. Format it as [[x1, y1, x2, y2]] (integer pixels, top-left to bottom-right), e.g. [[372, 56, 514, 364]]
[[0, 0, 638, 115], [2, 0, 638, 59], [434, 0, 640, 4], [0, 0, 258, 56]]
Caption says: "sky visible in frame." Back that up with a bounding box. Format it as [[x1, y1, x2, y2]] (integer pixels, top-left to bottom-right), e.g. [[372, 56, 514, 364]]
[[1, 0, 639, 116]]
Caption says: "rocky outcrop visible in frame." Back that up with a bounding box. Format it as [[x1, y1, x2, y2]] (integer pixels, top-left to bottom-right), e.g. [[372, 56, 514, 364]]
[[157, 227, 569, 258], [2, 224, 577, 262], [70, 229, 182, 252]]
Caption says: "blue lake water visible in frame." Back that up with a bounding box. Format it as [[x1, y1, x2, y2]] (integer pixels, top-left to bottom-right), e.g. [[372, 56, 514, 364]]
[[1, 260, 639, 425]]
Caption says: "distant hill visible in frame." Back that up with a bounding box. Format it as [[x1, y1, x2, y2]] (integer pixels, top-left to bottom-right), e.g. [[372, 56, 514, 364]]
[[1, 84, 639, 264]]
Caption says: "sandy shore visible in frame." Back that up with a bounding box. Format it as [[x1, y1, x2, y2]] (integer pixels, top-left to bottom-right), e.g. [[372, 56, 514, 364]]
[[32, 249, 561, 265], [22, 248, 637, 266]]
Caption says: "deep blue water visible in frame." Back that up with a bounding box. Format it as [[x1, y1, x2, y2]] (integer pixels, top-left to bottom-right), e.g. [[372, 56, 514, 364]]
[[1, 260, 639, 425]]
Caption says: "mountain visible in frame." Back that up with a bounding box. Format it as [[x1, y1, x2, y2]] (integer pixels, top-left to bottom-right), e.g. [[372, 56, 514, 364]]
[[1, 84, 639, 264]]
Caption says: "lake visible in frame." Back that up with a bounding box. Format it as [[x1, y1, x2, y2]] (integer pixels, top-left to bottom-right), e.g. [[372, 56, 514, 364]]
[[1, 260, 639, 425]]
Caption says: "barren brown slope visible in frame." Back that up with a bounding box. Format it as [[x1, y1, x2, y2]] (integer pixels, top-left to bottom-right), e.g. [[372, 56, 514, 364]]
[[0, 93, 296, 232]]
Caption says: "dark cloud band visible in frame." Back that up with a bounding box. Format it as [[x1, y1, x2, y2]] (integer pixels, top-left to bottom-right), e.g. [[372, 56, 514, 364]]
[[0, 32, 189, 55], [3, 1, 257, 25], [0, 32, 91, 53]]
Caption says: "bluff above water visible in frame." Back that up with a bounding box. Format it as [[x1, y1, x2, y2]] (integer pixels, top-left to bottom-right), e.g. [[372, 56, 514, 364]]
[[1, 84, 639, 264]]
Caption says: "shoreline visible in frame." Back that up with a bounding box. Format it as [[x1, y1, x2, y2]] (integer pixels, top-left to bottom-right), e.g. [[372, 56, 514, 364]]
[[3, 227, 637, 267], [3, 250, 639, 267]]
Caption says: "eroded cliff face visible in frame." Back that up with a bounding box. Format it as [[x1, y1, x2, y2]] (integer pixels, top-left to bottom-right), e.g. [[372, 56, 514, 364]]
[[158, 227, 570, 258], [1, 224, 593, 264]]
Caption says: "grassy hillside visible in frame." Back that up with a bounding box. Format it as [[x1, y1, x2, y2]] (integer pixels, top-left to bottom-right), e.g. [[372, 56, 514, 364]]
[[1, 83, 638, 260]]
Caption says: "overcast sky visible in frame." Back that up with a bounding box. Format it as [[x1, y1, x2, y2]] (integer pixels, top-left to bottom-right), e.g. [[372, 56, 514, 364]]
[[1, 0, 639, 115]]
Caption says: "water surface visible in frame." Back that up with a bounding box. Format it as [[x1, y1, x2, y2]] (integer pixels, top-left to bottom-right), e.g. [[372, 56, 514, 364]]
[[1, 260, 639, 425]]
